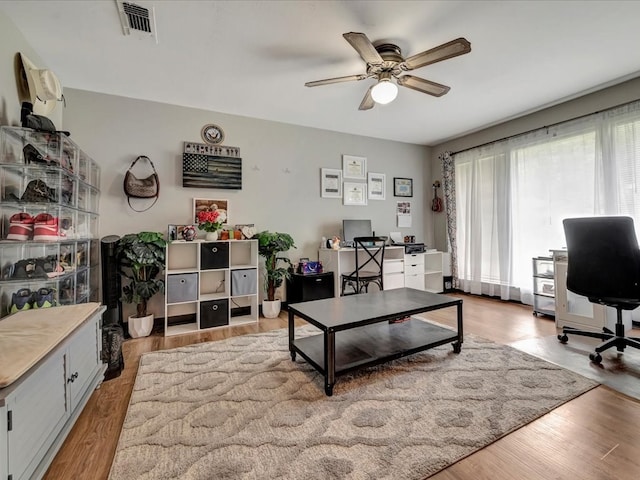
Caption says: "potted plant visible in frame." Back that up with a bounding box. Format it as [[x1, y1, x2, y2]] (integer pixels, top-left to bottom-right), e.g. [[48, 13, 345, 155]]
[[255, 230, 295, 318], [116, 231, 167, 337]]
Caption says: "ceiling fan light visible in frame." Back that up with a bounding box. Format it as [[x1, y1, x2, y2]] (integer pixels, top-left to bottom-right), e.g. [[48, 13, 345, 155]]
[[371, 79, 398, 104]]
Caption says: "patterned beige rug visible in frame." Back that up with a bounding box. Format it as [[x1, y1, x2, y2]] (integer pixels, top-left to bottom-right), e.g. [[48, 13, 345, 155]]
[[109, 324, 597, 480]]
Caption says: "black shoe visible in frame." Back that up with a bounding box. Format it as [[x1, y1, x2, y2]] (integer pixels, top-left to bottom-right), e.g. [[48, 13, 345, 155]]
[[11, 259, 37, 279]]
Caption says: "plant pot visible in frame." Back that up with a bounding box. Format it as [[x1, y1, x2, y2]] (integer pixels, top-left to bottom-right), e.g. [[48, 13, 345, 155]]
[[262, 299, 281, 318], [128, 313, 154, 338], [205, 231, 219, 241]]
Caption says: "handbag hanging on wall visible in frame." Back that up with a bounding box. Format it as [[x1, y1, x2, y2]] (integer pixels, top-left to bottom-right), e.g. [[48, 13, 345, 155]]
[[123, 155, 159, 212]]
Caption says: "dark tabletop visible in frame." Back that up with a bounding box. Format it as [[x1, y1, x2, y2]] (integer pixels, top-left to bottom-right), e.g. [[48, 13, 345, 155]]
[[288, 287, 461, 331]]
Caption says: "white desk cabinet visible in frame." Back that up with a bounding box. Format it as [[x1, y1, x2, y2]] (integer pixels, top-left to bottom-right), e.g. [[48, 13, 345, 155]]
[[0, 304, 105, 480], [552, 250, 632, 332], [318, 247, 444, 296]]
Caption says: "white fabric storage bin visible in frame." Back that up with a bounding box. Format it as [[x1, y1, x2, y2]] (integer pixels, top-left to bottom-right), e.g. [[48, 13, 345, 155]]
[[231, 268, 257, 296], [166, 273, 198, 303]]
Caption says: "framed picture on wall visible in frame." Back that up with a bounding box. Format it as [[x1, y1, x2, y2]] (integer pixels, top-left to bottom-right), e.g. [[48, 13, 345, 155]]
[[367, 172, 385, 200], [342, 155, 367, 179], [343, 182, 368, 206], [394, 177, 413, 197], [193, 198, 229, 224], [320, 168, 343, 198]]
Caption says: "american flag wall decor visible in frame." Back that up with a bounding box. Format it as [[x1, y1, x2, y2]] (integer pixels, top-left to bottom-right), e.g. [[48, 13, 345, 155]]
[[182, 142, 242, 189]]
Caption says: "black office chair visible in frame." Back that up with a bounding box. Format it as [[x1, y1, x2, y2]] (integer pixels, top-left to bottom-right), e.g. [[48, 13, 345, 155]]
[[341, 236, 387, 296], [558, 216, 640, 363]]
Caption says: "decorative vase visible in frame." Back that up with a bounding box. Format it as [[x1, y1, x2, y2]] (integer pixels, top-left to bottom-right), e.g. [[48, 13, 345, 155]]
[[128, 314, 154, 338], [262, 299, 281, 318], [206, 230, 219, 241]]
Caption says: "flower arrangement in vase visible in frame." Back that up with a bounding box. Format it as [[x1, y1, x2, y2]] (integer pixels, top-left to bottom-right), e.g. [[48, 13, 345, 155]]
[[197, 209, 227, 240]]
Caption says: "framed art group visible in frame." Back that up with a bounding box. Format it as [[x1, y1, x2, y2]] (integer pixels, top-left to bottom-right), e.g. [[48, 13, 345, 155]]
[[321, 155, 390, 205]]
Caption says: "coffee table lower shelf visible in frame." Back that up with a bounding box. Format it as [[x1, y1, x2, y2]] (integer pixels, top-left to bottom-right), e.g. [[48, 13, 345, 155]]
[[290, 319, 460, 395]]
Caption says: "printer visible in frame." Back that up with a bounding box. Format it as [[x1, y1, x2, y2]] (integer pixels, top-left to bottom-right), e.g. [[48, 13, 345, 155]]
[[393, 242, 426, 254]]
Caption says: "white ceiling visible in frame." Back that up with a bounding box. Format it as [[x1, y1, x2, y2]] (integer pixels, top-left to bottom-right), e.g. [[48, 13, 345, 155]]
[[3, 0, 640, 146]]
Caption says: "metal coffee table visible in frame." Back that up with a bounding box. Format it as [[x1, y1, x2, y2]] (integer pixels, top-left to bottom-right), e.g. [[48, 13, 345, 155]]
[[287, 287, 463, 396]]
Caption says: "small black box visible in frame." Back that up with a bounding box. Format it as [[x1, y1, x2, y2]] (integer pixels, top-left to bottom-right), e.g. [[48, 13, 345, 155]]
[[200, 242, 229, 270], [200, 299, 229, 328]]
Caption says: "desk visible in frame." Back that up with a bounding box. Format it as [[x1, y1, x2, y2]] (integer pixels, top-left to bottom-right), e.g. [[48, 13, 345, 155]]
[[288, 288, 463, 395], [319, 246, 406, 297]]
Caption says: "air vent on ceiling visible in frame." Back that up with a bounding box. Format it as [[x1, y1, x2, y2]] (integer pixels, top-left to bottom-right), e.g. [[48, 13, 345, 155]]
[[115, 0, 158, 43]]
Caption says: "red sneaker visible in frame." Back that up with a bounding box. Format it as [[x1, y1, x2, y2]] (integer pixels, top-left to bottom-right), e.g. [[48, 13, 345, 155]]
[[7, 213, 35, 240], [33, 213, 61, 241]]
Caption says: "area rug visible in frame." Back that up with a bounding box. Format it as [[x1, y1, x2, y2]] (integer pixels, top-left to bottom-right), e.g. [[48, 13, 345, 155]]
[[109, 323, 597, 480]]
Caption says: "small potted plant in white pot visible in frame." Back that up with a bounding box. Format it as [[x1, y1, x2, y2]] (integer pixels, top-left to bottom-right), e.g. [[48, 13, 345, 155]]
[[116, 231, 167, 337], [255, 230, 295, 318]]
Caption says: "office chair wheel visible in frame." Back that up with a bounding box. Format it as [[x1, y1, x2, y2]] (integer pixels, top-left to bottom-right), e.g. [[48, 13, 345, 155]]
[[558, 334, 568, 343], [589, 352, 602, 364]]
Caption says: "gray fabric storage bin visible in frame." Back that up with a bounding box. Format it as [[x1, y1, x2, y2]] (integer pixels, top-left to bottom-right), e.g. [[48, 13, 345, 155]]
[[231, 268, 257, 296], [167, 273, 198, 303]]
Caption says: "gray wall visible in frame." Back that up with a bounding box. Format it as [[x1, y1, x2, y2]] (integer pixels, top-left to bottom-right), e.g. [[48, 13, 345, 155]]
[[62, 88, 430, 259], [430, 76, 640, 252], [61, 89, 430, 317]]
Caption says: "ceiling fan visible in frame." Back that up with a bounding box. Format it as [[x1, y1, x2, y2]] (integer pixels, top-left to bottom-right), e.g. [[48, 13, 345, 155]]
[[305, 32, 471, 110]]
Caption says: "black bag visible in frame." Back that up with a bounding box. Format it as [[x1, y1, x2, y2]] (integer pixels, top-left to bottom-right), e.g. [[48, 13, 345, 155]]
[[123, 155, 159, 212], [21, 101, 56, 133]]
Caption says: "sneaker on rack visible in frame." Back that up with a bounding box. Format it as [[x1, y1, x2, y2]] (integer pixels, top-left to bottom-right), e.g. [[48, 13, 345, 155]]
[[33, 287, 55, 309], [9, 288, 33, 314], [33, 213, 61, 241], [10, 259, 37, 279], [6, 213, 35, 240]]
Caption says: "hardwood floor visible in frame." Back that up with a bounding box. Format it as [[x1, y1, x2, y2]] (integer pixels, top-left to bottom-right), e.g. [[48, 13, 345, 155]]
[[44, 293, 640, 479]]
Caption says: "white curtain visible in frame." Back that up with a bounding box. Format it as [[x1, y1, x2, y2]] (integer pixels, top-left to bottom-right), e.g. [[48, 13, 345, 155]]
[[453, 100, 640, 303]]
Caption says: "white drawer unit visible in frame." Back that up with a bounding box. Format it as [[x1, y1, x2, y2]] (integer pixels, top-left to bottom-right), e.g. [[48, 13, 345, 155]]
[[404, 253, 425, 290]]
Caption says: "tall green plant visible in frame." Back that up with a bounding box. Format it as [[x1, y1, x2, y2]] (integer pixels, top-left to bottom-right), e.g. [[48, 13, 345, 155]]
[[255, 231, 295, 301], [116, 231, 167, 318]]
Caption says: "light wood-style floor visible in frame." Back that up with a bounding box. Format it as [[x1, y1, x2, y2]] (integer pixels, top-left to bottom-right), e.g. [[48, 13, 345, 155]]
[[44, 293, 640, 479]]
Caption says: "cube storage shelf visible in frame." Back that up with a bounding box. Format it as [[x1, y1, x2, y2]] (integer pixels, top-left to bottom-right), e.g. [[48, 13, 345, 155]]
[[0, 126, 100, 318], [164, 239, 259, 336]]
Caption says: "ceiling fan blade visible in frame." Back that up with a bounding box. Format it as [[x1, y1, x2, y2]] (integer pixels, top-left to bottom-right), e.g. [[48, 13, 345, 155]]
[[359, 86, 375, 110], [305, 74, 367, 87], [343, 32, 384, 65], [397, 75, 451, 97], [401, 37, 471, 71]]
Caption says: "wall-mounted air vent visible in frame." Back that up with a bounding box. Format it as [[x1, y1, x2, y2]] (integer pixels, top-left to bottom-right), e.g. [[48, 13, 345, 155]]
[[115, 0, 158, 43]]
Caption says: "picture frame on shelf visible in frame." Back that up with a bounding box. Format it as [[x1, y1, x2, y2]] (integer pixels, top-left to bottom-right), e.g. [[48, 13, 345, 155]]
[[394, 177, 413, 197], [321, 168, 343, 198], [167, 224, 178, 242], [343, 182, 368, 206], [367, 172, 385, 200], [342, 155, 367, 179], [193, 198, 229, 224]]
